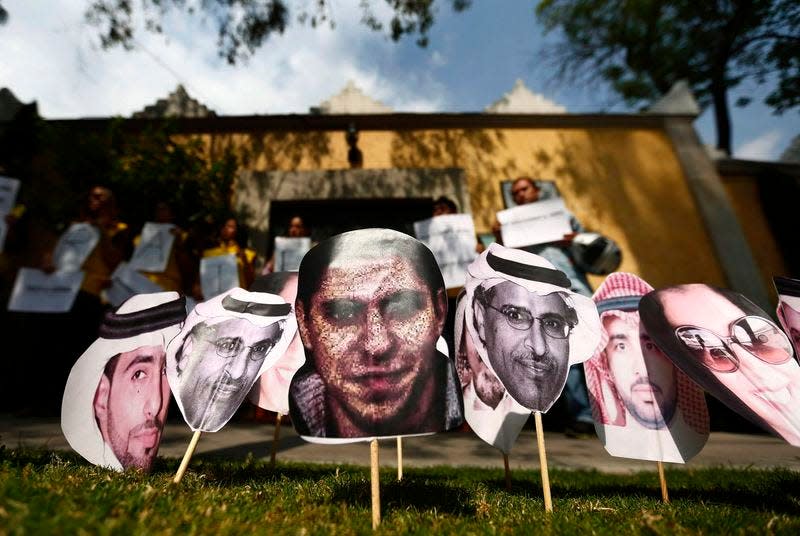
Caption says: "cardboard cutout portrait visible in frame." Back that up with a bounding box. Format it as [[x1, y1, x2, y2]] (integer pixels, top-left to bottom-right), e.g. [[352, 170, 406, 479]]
[[166, 287, 296, 432], [774, 276, 800, 359], [289, 228, 464, 442], [455, 292, 528, 454], [248, 272, 307, 415], [456, 243, 601, 451], [61, 292, 186, 471], [586, 273, 709, 463], [640, 284, 800, 447]]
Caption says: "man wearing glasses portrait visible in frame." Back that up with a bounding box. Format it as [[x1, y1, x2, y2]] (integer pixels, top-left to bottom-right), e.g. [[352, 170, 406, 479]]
[[460, 244, 601, 420], [168, 288, 295, 432], [473, 281, 577, 412], [641, 284, 800, 447]]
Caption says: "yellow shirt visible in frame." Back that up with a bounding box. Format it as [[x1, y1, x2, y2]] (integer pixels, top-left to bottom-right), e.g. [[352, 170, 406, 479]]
[[80, 222, 129, 298]]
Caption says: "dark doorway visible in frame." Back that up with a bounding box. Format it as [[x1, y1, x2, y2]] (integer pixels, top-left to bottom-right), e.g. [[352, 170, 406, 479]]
[[265, 198, 433, 257]]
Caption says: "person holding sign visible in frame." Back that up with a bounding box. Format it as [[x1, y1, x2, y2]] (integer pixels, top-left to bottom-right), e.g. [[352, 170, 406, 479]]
[[199, 218, 256, 298], [641, 284, 800, 447], [263, 215, 313, 274], [46, 186, 133, 299], [61, 292, 186, 471], [494, 177, 618, 436], [131, 202, 193, 294], [585, 273, 709, 463], [289, 229, 463, 440]]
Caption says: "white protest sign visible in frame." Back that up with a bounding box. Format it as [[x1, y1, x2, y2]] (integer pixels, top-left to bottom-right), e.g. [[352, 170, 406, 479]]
[[53, 222, 100, 272], [496, 198, 572, 248], [105, 262, 165, 307], [274, 237, 311, 272], [200, 254, 240, 299], [414, 214, 477, 289], [8, 268, 84, 313], [0, 176, 21, 215], [128, 222, 176, 273]]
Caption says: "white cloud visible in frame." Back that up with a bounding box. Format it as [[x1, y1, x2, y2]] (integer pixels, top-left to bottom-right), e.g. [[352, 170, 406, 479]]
[[429, 50, 447, 68], [735, 129, 784, 161], [0, 0, 447, 118]]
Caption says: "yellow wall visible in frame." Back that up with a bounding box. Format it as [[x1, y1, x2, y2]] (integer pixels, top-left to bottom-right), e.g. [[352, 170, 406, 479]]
[[722, 175, 787, 302], [191, 124, 728, 292]]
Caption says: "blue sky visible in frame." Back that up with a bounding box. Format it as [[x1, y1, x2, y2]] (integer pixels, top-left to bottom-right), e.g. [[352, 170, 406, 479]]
[[2, 1, 796, 160]]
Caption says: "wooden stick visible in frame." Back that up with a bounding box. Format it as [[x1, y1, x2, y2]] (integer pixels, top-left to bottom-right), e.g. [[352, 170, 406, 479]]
[[370, 439, 381, 529], [657, 461, 670, 503], [533, 411, 553, 512], [503, 452, 512, 491], [396, 437, 403, 481], [270, 413, 283, 469], [173, 430, 202, 484]]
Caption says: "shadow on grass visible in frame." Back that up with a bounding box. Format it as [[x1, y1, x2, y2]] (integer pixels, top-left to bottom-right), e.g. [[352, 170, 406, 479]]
[[191, 436, 306, 460], [328, 479, 477, 516]]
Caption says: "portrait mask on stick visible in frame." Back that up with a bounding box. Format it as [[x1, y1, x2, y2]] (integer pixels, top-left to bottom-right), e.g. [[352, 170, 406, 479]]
[[166, 287, 296, 432], [289, 228, 463, 442], [62, 292, 186, 472], [456, 243, 601, 452], [641, 284, 800, 447], [585, 273, 708, 463]]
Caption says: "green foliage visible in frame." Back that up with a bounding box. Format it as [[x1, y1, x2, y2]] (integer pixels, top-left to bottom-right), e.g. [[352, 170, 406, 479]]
[[103, 120, 239, 230], [2, 447, 800, 534], [1, 115, 238, 235], [85, 1, 473, 64], [536, 0, 800, 152]]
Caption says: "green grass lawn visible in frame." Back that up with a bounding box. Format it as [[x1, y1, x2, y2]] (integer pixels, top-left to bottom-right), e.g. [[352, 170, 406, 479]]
[[1, 447, 798, 535]]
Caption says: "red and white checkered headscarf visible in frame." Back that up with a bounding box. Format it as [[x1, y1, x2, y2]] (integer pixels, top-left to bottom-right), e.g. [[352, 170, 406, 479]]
[[586, 272, 709, 434]]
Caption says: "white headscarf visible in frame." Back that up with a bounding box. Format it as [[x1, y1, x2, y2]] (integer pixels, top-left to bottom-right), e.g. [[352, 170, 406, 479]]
[[61, 292, 186, 471], [166, 287, 297, 432], [460, 243, 601, 374]]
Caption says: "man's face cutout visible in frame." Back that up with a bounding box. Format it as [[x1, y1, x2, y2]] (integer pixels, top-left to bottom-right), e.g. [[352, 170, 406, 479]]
[[293, 229, 449, 438], [602, 315, 677, 429], [177, 318, 284, 431], [474, 280, 573, 411], [641, 284, 800, 446], [93, 345, 170, 471]]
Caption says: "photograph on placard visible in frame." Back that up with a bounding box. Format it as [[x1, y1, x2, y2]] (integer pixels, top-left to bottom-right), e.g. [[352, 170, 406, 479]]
[[52, 222, 101, 272], [460, 243, 601, 419], [274, 237, 311, 272], [641, 284, 800, 447], [166, 287, 296, 432], [288, 229, 464, 442], [128, 222, 177, 274], [774, 276, 800, 359], [585, 273, 709, 463], [7, 268, 85, 313], [199, 254, 240, 300], [105, 262, 165, 308], [61, 292, 186, 471], [248, 272, 307, 415], [454, 292, 528, 454], [413, 214, 478, 290]]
